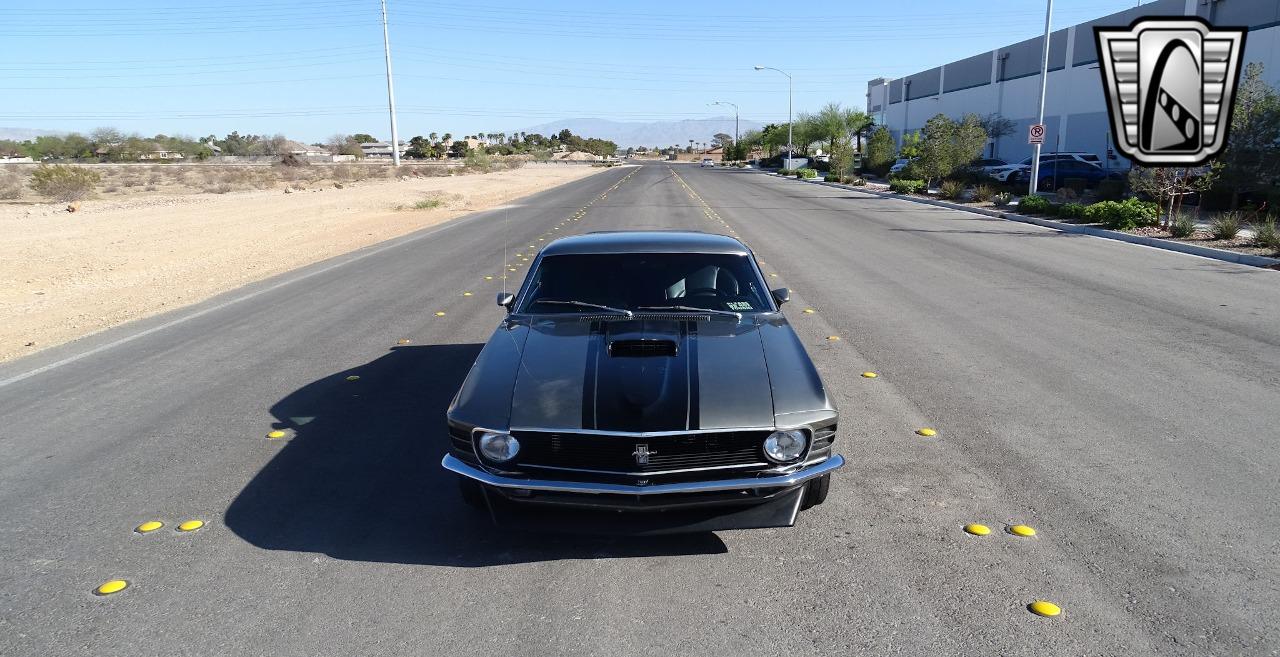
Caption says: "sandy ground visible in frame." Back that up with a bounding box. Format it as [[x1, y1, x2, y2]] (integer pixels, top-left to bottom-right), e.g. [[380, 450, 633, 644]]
[[0, 163, 609, 362]]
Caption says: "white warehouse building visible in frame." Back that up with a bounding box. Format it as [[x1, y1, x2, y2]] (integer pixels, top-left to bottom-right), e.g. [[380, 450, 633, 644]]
[[866, 0, 1280, 169]]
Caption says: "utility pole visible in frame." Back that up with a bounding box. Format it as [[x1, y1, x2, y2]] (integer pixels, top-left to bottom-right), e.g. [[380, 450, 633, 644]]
[[754, 66, 792, 168], [1028, 0, 1053, 196], [380, 0, 400, 166]]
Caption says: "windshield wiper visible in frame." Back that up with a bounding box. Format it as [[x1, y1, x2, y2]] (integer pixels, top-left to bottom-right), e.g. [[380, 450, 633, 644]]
[[532, 299, 634, 318], [636, 305, 742, 320]]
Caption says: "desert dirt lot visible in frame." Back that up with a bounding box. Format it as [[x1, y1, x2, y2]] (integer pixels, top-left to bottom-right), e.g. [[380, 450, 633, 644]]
[[0, 163, 609, 362]]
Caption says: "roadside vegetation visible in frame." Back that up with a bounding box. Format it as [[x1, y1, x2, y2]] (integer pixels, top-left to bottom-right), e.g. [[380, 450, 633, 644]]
[[726, 62, 1279, 257]]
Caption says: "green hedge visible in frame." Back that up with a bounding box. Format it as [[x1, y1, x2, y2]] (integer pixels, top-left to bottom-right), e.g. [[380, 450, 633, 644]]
[[1017, 194, 1052, 214], [1082, 198, 1159, 230], [795, 168, 818, 179], [1059, 202, 1087, 220], [889, 178, 925, 195]]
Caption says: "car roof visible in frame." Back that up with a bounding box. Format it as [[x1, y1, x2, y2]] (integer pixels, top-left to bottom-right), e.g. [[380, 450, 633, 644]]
[[540, 230, 751, 256]]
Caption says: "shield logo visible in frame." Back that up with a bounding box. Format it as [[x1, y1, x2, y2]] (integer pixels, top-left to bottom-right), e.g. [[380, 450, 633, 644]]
[[632, 444, 653, 465], [1095, 17, 1246, 166]]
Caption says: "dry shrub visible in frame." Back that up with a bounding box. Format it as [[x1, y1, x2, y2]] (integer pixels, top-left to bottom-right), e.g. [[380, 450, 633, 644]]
[[1, 166, 26, 199], [29, 164, 101, 202]]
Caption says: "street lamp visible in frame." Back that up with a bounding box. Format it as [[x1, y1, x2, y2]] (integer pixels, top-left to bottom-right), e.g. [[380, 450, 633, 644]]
[[1029, 0, 1054, 196], [754, 65, 792, 168], [710, 100, 739, 147]]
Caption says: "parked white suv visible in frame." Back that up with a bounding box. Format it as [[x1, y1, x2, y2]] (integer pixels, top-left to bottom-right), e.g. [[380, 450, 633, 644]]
[[700, 158, 715, 167]]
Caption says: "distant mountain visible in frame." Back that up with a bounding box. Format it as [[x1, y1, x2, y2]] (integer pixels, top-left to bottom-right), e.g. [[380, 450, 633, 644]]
[[522, 117, 766, 149], [0, 127, 63, 141]]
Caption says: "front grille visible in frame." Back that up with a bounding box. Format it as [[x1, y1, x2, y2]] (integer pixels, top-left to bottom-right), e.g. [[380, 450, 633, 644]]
[[509, 430, 769, 474]]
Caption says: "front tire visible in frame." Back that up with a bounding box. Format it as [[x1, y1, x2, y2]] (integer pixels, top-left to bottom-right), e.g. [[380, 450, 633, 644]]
[[801, 474, 831, 509]]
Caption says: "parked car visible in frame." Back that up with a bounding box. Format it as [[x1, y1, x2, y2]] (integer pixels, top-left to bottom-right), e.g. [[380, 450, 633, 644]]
[[987, 152, 1106, 182], [700, 158, 715, 167], [888, 158, 911, 175], [967, 158, 1008, 176], [1006, 160, 1122, 188], [443, 231, 843, 532]]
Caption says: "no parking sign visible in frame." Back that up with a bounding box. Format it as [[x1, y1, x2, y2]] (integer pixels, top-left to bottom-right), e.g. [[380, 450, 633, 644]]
[[1028, 123, 1046, 145]]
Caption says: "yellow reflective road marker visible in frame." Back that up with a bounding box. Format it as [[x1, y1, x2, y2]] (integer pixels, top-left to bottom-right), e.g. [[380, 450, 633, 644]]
[[963, 523, 990, 536], [345, 375, 360, 382], [135, 521, 163, 534], [827, 336, 840, 341], [916, 428, 937, 437], [397, 339, 411, 345], [802, 308, 815, 314], [435, 311, 446, 317], [1028, 600, 1061, 617], [177, 520, 205, 532], [95, 580, 128, 596], [462, 292, 473, 296], [769, 273, 778, 278], [484, 276, 494, 280], [861, 372, 878, 378], [1009, 524, 1037, 537], [266, 430, 288, 440]]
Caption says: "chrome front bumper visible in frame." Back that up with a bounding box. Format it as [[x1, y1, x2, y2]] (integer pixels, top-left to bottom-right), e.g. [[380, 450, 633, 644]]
[[441, 453, 844, 496]]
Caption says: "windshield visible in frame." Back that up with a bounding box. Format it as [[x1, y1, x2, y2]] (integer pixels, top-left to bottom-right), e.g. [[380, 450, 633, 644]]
[[518, 252, 773, 314]]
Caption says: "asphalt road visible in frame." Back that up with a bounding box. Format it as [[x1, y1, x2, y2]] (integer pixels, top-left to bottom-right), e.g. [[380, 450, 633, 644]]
[[2, 162, 1277, 656]]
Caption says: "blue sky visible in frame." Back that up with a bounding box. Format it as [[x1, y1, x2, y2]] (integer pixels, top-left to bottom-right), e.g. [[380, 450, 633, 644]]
[[1, 0, 1143, 143]]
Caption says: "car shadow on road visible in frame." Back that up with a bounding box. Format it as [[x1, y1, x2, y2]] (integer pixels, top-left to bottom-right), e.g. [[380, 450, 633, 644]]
[[224, 344, 727, 566]]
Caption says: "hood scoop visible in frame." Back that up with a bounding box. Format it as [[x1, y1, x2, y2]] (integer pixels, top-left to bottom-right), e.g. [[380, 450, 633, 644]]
[[608, 339, 677, 358]]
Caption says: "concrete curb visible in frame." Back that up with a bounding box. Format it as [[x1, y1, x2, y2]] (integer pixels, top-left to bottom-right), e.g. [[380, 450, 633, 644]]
[[762, 172, 1280, 269]]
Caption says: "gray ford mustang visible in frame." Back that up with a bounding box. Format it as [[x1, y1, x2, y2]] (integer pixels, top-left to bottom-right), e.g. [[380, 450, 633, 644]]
[[443, 230, 842, 532]]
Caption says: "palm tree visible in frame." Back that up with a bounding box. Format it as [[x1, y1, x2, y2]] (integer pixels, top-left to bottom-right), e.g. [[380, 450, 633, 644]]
[[429, 132, 438, 145]]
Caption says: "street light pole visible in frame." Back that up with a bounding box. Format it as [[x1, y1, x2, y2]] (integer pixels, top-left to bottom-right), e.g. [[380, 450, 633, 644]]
[[754, 66, 792, 168], [1029, 0, 1054, 196], [380, 0, 400, 166], [710, 101, 739, 145]]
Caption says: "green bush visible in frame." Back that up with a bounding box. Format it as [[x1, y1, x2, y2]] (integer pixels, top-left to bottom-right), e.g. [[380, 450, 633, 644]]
[[1082, 198, 1160, 230], [28, 164, 101, 202], [824, 174, 841, 182], [1017, 194, 1052, 214], [1095, 179, 1125, 201], [795, 168, 818, 179], [1170, 212, 1197, 238], [992, 192, 1013, 207], [1210, 212, 1241, 240], [1059, 202, 1087, 220], [778, 168, 795, 176], [889, 179, 925, 195], [1253, 218, 1280, 252], [971, 184, 995, 202], [1042, 203, 1061, 216], [939, 179, 966, 200]]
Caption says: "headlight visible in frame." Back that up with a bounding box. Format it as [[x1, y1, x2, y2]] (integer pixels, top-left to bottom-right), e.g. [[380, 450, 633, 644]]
[[477, 431, 520, 462], [763, 429, 807, 463]]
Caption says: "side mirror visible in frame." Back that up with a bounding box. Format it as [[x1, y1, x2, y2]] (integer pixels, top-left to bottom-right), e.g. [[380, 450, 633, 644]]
[[770, 287, 790, 306], [496, 292, 514, 309]]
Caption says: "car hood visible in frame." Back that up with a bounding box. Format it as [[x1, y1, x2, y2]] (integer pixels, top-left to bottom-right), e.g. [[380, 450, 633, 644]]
[[449, 315, 833, 433]]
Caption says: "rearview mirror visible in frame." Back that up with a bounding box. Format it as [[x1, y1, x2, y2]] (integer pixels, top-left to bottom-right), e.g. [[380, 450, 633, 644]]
[[496, 292, 514, 309], [770, 287, 790, 306]]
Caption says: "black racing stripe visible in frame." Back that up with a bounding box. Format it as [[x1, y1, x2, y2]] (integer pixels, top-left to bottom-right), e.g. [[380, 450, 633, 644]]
[[581, 321, 601, 430], [686, 322, 700, 430], [592, 319, 690, 432]]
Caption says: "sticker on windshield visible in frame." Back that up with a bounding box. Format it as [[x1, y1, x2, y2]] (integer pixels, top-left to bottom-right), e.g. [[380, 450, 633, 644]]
[[726, 301, 753, 311]]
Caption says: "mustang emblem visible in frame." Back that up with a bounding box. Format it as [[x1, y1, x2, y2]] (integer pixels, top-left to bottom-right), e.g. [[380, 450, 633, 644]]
[[632, 444, 655, 465]]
